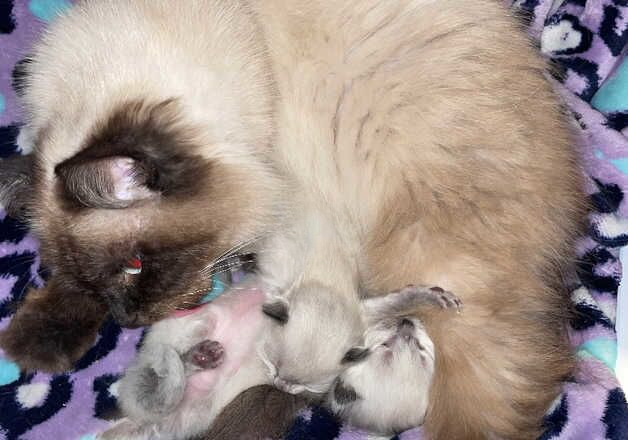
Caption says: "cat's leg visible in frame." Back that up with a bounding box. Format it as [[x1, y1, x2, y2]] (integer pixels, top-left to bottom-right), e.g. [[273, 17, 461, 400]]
[[0, 280, 107, 372], [363, 284, 462, 324]]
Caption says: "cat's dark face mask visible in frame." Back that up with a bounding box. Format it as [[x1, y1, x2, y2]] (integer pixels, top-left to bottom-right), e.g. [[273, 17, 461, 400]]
[[0, 99, 275, 372], [0, 98, 275, 374], [1, 100, 262, 327]]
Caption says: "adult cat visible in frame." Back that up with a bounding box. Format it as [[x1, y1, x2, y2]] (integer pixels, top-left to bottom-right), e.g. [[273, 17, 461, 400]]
[[0, 1, 583, 438]]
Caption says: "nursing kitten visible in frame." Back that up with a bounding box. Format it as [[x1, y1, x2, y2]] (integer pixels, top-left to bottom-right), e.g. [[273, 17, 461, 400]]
[[201, 385, 309, 440], [1, 0, 583, 438], [103, 282, 271, 439], [108, 276, 365, 439], [330, 285, 462, 434], [261, 281, 364, 395], [258, 220, 365, 395]]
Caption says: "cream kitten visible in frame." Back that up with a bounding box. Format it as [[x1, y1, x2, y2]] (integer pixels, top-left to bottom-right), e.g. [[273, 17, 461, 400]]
[[261, 281, 364, 395], [329, 285, 462, 434]]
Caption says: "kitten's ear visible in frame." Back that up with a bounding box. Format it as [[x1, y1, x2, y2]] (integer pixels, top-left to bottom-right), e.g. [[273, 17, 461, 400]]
[[55, 156, 157, 209], [332, 379, 359, 405], [262, 298, 289, 325], [0, 154, 34, 218], [341, 346, 370, 364]]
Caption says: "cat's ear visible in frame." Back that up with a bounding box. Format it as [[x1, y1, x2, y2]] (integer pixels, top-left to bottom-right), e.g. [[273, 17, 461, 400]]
[[262, 297, 289, 325], [331, 379, 359, 405], [55, 155, 157, 209], [0, 154, 34, 218], [54, 98, 209, 210], [341, 346, 370, 364]]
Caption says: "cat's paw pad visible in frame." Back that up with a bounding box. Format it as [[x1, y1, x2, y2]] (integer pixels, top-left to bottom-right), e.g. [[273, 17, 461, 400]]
[[184, 340, 225, 369]]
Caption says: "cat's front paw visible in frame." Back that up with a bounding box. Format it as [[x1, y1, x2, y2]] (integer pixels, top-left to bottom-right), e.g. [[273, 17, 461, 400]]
[[0, 297, 104, 372], [392, 284, 463, 312]]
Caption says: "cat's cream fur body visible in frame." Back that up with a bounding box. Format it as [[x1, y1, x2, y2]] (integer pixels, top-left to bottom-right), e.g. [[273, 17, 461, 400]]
[[256, 2, 582, 437], [9, 0, 583, 438]]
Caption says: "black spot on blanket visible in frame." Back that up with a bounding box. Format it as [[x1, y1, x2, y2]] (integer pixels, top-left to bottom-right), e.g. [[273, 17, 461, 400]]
[[576, 247, 619, 294], [284, 406, 341, 440], [0, 1, 16, 34], [93, 374, 122, 420], [603, 388, 628, 440], [571, 302, 614, 330], [599, 5, 628, 57], [0, 125, 21, 157], [0, 374, 73, 439], [591, 179, 623, 214], [540, 394, 568, 440], [605, 112, 628, 132]]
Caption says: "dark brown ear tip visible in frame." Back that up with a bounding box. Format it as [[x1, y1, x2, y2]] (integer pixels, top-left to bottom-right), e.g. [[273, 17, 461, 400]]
[[332, 379, 359, 405], [262, 300, 289, 324], [341, 347, 370, 364]]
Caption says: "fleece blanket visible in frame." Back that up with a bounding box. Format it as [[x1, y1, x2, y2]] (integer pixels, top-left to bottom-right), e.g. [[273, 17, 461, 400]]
[[0, 0, 627, 439]]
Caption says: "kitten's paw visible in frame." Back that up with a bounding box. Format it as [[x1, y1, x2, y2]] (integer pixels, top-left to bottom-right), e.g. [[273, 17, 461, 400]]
[[184, 339, 225, 370], [393, 285, 463, 312], [119, 345, 186, 419]]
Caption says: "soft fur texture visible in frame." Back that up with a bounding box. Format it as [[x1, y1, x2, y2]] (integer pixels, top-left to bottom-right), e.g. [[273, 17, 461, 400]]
[[102, 283, 271, 440], [201, 385, 309, 440], [329, 285, 462, 434], [0, 1, 584, 438]]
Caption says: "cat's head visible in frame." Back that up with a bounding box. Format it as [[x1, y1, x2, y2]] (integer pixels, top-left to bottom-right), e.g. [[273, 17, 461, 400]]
[[260, 283, 365, 396], [1, 0, 281, 327], [5, 99, 279, 327]]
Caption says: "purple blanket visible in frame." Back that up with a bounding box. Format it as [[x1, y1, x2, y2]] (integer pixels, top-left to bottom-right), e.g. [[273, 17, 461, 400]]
[[0, 1, 627, 439]]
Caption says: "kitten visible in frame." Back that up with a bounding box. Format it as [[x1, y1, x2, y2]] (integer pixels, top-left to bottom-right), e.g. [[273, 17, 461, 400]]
[[107, 276, 364, 439], [1, 0, 583, 437], [102, 282, 271, 439], [260, 280, 364, 395], [200, 385, 309, 440], [329, 285, 462, 434]]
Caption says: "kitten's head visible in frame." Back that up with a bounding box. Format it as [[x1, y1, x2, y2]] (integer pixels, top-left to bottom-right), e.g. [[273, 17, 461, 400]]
[[260, 283, 364, 396], [1, 0, 280, 327], [328, 298, 436, 434]]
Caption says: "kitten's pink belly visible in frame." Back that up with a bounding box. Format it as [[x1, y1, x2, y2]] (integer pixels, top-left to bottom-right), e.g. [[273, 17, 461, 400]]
[[184, 286, 266, 397]]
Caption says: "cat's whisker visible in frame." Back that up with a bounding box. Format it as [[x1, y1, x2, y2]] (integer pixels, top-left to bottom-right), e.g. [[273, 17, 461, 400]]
[[205, 232, 269, 268], [199, 258, 257, 278]]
